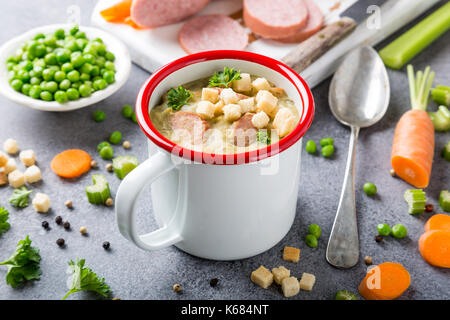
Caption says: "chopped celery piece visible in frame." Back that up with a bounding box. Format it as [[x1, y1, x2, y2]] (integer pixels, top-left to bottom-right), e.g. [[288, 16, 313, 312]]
[[428, 106, 450, 132], [404, 189, 426, 214], [379, 2, 450, 69], [439, 190, 450, 212], [431, 86, 450, 106], [85, 174, 110, 205], [442, 142, 450, 162], [112, 156, 138, 179]]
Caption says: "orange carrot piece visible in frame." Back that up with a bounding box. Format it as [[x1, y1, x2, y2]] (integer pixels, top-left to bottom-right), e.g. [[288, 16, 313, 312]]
[[425, 214, 450, 232], [358, 262, 411, 300], [51, 149, 91, 179], [419, 230, 450, 268], [124, 16, 147, 29], [100, 0, 132, 23], [391, 109, 435, 188]]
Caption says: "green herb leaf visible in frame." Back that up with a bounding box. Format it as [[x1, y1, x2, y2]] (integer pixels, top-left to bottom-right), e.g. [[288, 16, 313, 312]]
[[0, 207, 11, 235], [208, 67, 241, 88], [257, 131, 271, 145], [9, 187, 33, 208], [167, 86, 193, 111], [63, 259, 110, 300], [0, 235, 41, 288]]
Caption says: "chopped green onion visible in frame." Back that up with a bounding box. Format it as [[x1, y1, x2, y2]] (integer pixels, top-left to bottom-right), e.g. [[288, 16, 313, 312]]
[[85, 174, 111, 205], [112, 156, 138, 179], [439, 190, 450, 212], [404, 189, 426, 214]]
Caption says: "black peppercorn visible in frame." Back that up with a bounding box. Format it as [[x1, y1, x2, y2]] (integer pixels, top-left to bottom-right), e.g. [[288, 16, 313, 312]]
[[41, 221, 49, 229], [63, 221, 70, 230], [210, 278, 219, 287], [103, 241, 110, 250], [56, 238, 65, 247], [55, 216, 63, 225], [375, 235, 383, 243]]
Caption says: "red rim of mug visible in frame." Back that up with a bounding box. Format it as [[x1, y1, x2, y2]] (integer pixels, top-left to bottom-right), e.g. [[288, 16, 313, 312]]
[[135, 50, 315, 165]]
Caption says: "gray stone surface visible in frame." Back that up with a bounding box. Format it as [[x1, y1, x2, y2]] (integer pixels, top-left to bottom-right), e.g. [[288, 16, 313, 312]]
[[0, 0, 449, 300]]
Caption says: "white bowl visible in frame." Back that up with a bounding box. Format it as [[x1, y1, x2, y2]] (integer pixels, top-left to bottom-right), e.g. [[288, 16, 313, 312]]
[[0, 24, 131, 112]]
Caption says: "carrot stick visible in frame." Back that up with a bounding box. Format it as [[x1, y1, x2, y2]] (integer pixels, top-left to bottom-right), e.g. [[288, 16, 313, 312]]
[[100, 0, 132, 23], [419, 230, 450, 268], [425, 214, 450, 233], [358, 262, 411, 300], [391, 65, 435, 188], [51, 149, 91, 179]]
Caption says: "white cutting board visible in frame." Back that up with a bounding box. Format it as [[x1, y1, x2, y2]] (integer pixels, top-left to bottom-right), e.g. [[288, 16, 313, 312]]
[[91, 0, 357, 73]]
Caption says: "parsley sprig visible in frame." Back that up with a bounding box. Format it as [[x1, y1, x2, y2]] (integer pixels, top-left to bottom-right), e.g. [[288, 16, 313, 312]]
[[257, 131, 271, 145], [9, 187, 33, 208], [208, 67, 241, 88], [168, 86, 193, 111], [0, 207, 10, 235], [0, 235, 41, 288], [63, 259, 110, 300]]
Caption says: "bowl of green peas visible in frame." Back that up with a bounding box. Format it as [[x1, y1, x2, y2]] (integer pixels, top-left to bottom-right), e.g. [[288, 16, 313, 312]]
[[0, 24, 131, 111]]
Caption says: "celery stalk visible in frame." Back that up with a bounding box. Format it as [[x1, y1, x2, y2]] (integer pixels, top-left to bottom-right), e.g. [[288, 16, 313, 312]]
[[431, 86, 450, 106], [379, 2, 450, 69], [428, 106, 450, 132], [407, 65, 434, 111], [85, 174, 111, 205], [440, 190, 450, 212], [404, 189, 426, 214], [112, 156, 138, 179], [442, 142, 450, 162]]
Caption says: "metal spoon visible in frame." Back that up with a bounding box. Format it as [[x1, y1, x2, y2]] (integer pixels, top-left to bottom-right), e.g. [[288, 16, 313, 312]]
[[326, 46, 390, 268]]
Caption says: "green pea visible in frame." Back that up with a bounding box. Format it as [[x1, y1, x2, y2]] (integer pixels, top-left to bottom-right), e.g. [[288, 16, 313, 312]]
[[104, 61, 115, 71], [42, 68, 55, 81], [83, 43, 97, 55], [44, 52, 57, 65], [46, 81, 58, 93], [29, 85, 41, 99], [70, 52, 85, 68], [61, 62, 74, 73], [305, 234, 318, 248], [83, 53, 95, 64], [80, 73, 91, 81], [93, 79, 107, 91], [76, 38, 88, 50], [93, 110, 106, 122], [80, 63, 93, 75], [75, 31, 86, 39], [10, 79, 23, 91], [96, 56, 106, 68], [335, 290, 358, 300], [66, 88, 80, 100], [78, 84, 91, 97], [6, 62, 15, 71], [40, 90, 53, 101], [21, 83, 31, 95], [59, 79, 71, 90], [131, 112, 138, 123], [122, 105, 133, 118], [97, 141, 111, 152], [377, 223, 391, 236], [95, 42, 106, 56], [305, 140, 317, 154], [39, 81, 47, 90], [363, 182, 377, 196], [308, 224, 321, 239], [321, 144, 334, 158], [49, 65, 60, 72], [392, 224, 407, 239], [33, 59, 46, 68], [320, 137, 334, 147], [67, 70, 80, 82], [20, 60, 33, 71], [30, 77, 40, 85], [65, 40, 79, 52], [90, 65, 100, 77], [54, 28, 65, 39], [71, 81, 81, 89], [54, 90, 68, 103], [103, 71, 115, 84], [109, 131, 122, 144], [34, 33, 45, 40], [34, 44, 47, 58], [17, 70, 30, 82], [69, 25, 79, 36], [54, 71, 66, 83], [44, 36, 57, 48], [56, 48, 71, 63], [105, 51, 115, 62], [99, 146, 114, 160]]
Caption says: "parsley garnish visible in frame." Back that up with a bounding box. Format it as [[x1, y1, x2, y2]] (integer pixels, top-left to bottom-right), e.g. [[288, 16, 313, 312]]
[[9, 187, 32, 208], [208, 67, 241, 88], [63, 259, 110, 300], [0, 235, 41, 288], [168, 86, 193, 111], [0, 207, 11, 235], [257, 131, 271, 145]]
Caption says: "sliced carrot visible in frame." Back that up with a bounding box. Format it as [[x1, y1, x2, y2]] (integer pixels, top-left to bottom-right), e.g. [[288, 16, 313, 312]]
[[358, 262, 411, 300], [124, 16, 147, 30], [391, 109, 435, 188], [100, 0, 132, 23], [51, 149, 91, 179], [419, 230, 450, 268], [425, 214, 450, 232]]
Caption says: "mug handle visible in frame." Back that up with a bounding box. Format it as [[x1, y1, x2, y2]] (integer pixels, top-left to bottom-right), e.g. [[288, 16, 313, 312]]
[[115, 151, 183, 250]]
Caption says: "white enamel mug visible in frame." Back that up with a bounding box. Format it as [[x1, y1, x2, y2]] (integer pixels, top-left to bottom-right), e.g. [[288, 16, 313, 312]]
[[116, 51, 314, 260]]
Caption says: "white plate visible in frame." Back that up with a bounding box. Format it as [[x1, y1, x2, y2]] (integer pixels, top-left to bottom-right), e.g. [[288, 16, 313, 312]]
[[0, 24, 131, 112]]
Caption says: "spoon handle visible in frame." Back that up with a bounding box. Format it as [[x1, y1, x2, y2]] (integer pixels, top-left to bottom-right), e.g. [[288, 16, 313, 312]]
[[326, 125, 360, 268]]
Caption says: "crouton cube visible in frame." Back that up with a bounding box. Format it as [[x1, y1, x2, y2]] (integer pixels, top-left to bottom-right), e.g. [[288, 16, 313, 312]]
[[272, 266, 290, 285], [273, 108, 297, 138], [0, 151, 7, 167], [8, 170, 25, 188], [3, 139, 19, 155], [251, 265, 273, 289], [256, 90, 278, 117], [299, 273, 316, 291], [214, 100, 224, 116], [283, 246, 300, 262], [201, 88, 219, 103], [223, 104, 242, 122], [220, 88, 239, 105], [281, 277, 300, 297], [252, 77, 271, 92], [232, 73, 252, 92], [24, 165, 42, 183], [196, 100, 215, 120], [238, 97, 256, 114], [4, 158, 17, 174], [32, 192, 51, 213], [0, 170, 6, 186], [19, 149, 35, 167], [251, 111, 270, 129]]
